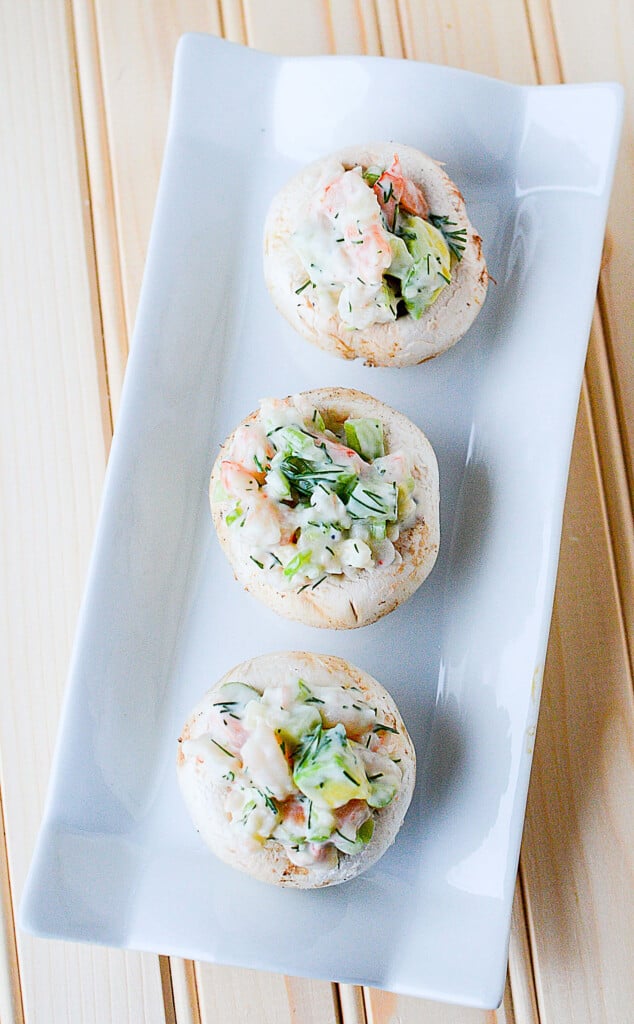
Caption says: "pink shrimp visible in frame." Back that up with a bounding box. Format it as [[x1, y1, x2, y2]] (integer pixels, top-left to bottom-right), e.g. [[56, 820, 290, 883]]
[[308, 843, 335, 863], [345, 220, 393, 277], [210, 711, 249, 753], [311, 432, 366, 471], [334, 799, 371, 835], [281, 797, 307, 829], [366, 727, 396, 756], [373, 155, 429, 225], [220, 460, 260, 498], [230, 424, 274, 474], [374, 451, 409, 483]]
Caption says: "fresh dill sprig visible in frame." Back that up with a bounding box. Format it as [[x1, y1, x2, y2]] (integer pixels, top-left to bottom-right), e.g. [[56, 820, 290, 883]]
[[429, 213, 468, 261]]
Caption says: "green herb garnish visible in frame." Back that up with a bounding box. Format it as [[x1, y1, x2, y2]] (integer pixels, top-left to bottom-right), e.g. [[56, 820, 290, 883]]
[[210, 738, 235, 758], [429, 213, 467, 261]]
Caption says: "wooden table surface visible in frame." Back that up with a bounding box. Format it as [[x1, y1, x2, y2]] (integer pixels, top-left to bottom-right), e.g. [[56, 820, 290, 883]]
[[2, 2, 633, 1022]]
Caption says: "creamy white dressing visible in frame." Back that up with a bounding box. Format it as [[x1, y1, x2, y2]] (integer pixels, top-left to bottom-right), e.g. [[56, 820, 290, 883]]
[[217, 397, 420, 588], [290, 159, 453, 330], [194, 676, 403, 866], [293, 166, 394, 331]]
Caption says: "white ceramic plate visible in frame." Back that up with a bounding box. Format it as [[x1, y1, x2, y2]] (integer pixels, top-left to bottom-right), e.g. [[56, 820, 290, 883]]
[[21, 35, 622, 1009]]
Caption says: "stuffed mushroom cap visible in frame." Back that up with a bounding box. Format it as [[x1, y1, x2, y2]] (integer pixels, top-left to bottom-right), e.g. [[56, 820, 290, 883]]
[[177, 652, 416, 887], [209, 387, 440, 629], [264, 142, 487, 367]]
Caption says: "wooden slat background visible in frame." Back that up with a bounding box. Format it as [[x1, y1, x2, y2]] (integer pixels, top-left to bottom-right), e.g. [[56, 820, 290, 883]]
[[1, 1, 632, 1021]]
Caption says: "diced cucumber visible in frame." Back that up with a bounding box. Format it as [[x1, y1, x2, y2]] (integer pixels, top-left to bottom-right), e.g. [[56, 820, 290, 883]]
[[347, 479, 397, 522], [265, 467, 291, 499], [271, 426, 322, 460], [212, 481, 229, 502], [214, 681, 261, 714], [368, 519, 387, 541], [366, 773, 399, 808], [332, 816, 374, 854], [344, 418, 385, 460]]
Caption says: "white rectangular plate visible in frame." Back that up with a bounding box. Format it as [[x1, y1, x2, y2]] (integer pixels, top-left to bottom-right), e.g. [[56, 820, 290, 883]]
[[21, 35, 623, 1009]]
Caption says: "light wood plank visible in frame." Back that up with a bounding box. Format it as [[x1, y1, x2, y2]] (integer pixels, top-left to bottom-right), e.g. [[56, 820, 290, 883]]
[[375, 7, 633, 1022], [195, 964, 339, 1024], [71, 0, 129, 423], [397, 0, 537, 82], [521, 385, 634, 1021], [243, 0, 332, 54], [0, 0, 167, 1021], [340, 984, 367, 1024], [374, 0, 405, 59], [507, 884, 539, 1024], [326, 0, 379, 55], [585, 315, 634, 663], [170, 958, 202, 1024], [219, 0, 247, 43], [364, 987, 499, 1023]]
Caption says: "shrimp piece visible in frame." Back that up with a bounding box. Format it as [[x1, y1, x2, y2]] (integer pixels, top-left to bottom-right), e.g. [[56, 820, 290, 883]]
[[374, 155, 429, 223], [346, 221, 393, 279], [316, 435, 365, 471], [220, 460, 260, 498], [239, 493, 283, 547], [281, 796, 308, 830], [230, 424, 274, 476], [209, 710, 249, 752], [334, 799, 372, 835], [373, 451, 411, 483], [308, 843, 337, 865]]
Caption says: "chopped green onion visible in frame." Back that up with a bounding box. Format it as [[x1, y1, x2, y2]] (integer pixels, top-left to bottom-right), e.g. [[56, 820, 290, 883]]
[[210, 738, 235, 758]]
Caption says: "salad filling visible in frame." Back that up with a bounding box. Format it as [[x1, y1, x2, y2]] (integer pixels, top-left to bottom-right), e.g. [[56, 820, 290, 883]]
[[214, 397, 420, 588], [291, 154, 467, 330], [181, 675, 403, 870]]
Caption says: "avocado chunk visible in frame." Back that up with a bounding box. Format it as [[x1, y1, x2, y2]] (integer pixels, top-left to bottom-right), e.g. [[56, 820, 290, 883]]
[[293, 724, 370, 808]]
